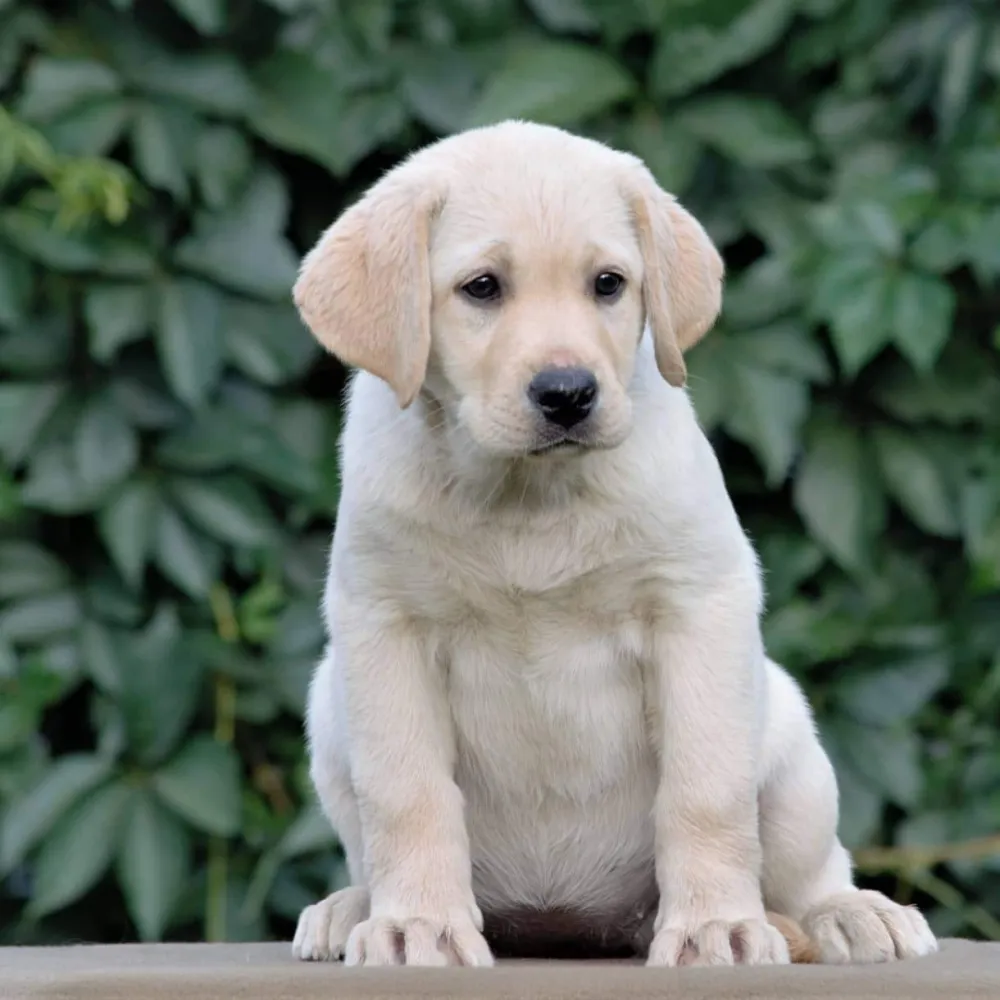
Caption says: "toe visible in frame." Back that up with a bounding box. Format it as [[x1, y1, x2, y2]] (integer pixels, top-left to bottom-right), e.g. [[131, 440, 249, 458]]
[[691, 921, 735, 966], [735, 920, 790, 964], [647, 928, 685, 967], [403, 920, 448, 966], [840, 908, 896, 963]]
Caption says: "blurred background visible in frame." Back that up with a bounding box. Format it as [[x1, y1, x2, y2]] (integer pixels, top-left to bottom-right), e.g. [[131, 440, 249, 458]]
[[1, 0, 999, 949]]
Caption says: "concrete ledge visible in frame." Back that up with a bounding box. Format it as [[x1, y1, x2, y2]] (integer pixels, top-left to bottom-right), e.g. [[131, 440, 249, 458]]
[[3, 938, 999, 1000]]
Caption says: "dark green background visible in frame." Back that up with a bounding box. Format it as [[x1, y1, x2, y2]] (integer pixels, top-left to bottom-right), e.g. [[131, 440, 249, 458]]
[[1, 0, 999, 947]]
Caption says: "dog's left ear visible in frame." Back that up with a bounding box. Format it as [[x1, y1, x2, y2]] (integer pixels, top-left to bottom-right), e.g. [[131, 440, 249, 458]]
[[625, 165, 724, 388], [293, 169, 444, 408]]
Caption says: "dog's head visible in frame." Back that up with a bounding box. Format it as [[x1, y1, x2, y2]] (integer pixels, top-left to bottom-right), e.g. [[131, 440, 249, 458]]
[[294, 121, 723, 458]]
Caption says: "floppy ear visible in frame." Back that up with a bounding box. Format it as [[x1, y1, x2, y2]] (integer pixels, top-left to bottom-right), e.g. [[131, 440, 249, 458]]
[[293, 173, 443, 408], [627, 168, 724, 388]]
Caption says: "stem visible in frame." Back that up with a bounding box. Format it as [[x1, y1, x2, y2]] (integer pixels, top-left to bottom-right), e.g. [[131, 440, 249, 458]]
[[853, 834, 1000, 872], [205, 585, 240, 942]]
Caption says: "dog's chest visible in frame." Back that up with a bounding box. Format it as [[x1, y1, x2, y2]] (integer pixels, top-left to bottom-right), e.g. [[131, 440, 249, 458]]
[[421, 520, 654, 799]]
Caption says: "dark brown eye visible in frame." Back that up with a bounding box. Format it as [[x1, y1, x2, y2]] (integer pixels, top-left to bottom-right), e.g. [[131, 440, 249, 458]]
[[594, 272, 625, 298], [462, 274, 501, 301]]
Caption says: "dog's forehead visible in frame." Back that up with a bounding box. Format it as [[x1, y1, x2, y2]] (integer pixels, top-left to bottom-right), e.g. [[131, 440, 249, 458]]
[[428, 152, 638, 271]]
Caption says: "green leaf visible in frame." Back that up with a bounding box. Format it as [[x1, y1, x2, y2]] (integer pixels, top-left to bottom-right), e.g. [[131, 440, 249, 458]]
[[152, 502, 219, 598], [98, 479, 157, 587], [0, 208, 103, 272], [84, 283, 151, 363], [651, 0, 795, 99], [526, 0, 598, 32], [953, 148, 1000, 200], [20, 446, 95, 515], [173, 170, 298, 300], [468, 40, 636, 127], [624, 110, 701, 194], [813, 255, 894, 376], [17, 57, 120, 121], [909, 213, 971, 274], [836, 772, 884, 850], [154, 278, 224, 407], [873, 426, 960, 537], [0, 754, 113, 875], [0, 591, 82, 644], [731, 321, 831, 384], [275, 802, 336, 859], [248, 52, 345, 172], [0, 541, 68, 600], [250, 55, 406, 176], [0, 381, 64, 467], [837, 720, 923, 809], [129, 50, 255, 117], [242, 803, 335, 920], [117, 790, 190, 940], [756, 530, 825, 607], [968, 208, 1000, 282], [675, 95, 813, 167], [153, 735, 242, 837], [223, 300, 317, 385], [168, 475, 276, 548], [194, 125, 252, 209], [118, 605, 203, 765], [889, 272, 955, 372], [72, 394, 139, 498], [131, 101, 192, 201], [157, 404, 320, 498], [0, 315, 72, 376], [813, 201, 903, 258], [42, 96, 132, 157], [79, 619, 127, 693], [725, 363, 809, 486], [399, 48, 482, 134], [837, 652, 950, 726], [27, 780, 132, 917], [168, 0, 225, 34], [793, 415, 885, 574], [935, 16, 983, 141]]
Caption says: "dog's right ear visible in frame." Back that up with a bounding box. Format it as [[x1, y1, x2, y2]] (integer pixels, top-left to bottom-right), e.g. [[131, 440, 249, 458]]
[[293, 171, 444, 409]]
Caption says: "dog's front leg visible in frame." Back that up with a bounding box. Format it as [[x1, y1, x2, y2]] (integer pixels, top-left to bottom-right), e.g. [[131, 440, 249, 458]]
[[644, 573, 789, 968], [338, 610, 492, 967]]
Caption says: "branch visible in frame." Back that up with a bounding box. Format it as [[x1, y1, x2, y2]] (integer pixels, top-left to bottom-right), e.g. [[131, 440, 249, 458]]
[[853, 834, 1000, 872]]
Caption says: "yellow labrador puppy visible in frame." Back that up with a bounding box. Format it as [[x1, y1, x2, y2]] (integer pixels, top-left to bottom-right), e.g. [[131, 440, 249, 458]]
[[289, 121, 937, 968]]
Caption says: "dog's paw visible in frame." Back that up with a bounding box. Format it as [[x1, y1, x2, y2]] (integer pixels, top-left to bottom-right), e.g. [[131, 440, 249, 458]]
[[345, 912, 494, 967], [647, 916, 790, 967], [292, 886, 369, 961], [803, 890, 938, 964]]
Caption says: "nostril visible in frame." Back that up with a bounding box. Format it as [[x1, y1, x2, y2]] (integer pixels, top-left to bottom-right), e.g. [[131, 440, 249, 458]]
[[527, 367, 599, 429]]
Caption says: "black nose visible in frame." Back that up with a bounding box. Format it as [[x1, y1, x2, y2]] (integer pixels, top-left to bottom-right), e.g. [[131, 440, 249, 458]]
[[527, 366, 599, 429]]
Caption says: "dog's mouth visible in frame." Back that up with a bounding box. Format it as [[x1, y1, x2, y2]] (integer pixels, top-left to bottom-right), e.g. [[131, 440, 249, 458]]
[[527, 439, 586, 457]]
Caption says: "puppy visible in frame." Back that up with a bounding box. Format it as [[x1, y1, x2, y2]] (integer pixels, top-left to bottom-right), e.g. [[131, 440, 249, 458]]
[[289, 121, 937, 968]]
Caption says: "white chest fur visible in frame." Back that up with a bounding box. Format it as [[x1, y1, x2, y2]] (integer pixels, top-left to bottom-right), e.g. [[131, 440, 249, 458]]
[[386, 512, 662, 916]]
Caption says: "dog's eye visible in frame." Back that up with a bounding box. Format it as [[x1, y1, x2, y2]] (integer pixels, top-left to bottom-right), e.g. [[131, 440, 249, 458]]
[[594, 272, 625, 298], [462, 274, 501, 302]]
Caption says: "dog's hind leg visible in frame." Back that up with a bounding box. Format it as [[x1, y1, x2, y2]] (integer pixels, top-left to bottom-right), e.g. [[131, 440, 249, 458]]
[[758, 661, 936, 964]]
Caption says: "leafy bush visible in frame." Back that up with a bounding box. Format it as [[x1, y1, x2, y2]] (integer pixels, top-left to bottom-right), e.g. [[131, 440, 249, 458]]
[[1, 0, 999, 946]]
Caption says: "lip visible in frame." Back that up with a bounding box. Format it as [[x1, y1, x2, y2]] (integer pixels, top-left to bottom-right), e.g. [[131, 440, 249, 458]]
[[528, 440, 583, 457]]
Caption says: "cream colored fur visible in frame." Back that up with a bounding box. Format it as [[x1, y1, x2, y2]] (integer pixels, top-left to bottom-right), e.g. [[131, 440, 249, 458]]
[[289, 121, 938, 969]]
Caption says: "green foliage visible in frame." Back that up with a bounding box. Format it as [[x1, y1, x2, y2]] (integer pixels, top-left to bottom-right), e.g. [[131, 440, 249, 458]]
[[1, 0, 999, 947]]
